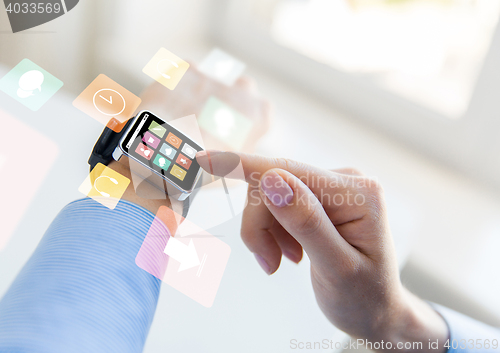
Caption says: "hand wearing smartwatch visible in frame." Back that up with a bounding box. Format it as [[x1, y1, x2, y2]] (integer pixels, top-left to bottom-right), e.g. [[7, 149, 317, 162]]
[[89, 111, 204, 217], [0, 71, 274, 353]]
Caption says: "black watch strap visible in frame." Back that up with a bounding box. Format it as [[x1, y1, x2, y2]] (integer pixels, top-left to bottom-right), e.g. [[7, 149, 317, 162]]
[[88, 119, 134, 172]]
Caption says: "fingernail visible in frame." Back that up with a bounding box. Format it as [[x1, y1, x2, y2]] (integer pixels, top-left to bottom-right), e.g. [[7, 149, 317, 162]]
[[196, 150, 207, 158], [196, 150, 241, 177], [282, 250, 301, 264], [260, 171, 294, 207], [196, 150, 224, 160], [196, 150, 223, 174], [254, 253, 271, 275]]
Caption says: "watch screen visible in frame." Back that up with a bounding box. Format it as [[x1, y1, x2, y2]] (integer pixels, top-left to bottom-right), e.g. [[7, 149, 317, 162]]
[[121, 111, 204, 192]]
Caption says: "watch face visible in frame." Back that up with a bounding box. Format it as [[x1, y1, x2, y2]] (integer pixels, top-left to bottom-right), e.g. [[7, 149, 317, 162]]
[[121, 111, 204, 192]]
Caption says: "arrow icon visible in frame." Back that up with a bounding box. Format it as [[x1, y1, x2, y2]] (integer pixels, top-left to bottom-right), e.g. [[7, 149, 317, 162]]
[[164, 237, 200, 272]]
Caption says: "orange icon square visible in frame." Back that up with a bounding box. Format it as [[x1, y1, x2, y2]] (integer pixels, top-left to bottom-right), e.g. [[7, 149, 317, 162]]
[[175, 153, 192, 170], [73, 74, 142, 132], [166, 132, 182, 149]]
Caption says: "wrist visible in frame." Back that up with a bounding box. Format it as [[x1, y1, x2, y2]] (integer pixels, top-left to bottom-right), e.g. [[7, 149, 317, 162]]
[[369, 287, 449, 353], [107, 158, 171, 215]]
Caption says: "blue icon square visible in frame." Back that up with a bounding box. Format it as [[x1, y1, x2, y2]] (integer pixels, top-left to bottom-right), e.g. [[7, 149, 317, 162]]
[[159, 143, 177, 160]]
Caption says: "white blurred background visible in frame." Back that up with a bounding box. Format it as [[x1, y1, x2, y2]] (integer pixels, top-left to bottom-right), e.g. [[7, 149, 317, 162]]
[[1, 0, 500, 352]]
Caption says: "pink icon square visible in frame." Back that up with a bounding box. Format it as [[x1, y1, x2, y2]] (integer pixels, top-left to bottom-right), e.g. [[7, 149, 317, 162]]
[[142, 131, 160, 149], [0, 109, 59, 250], [135, 207, 173, 281], [136, 206, 231, 308], [135, 143, 154, 160]]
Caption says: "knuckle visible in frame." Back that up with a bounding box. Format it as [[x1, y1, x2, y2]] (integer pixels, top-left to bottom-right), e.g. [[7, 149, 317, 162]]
[[358, 178, 386, 225], [347, 167, 364, 176], [360, 177, 383, 198], [275, 157, 301, 173], [334, 167, 365, 176], [296, 205, 323, 237]]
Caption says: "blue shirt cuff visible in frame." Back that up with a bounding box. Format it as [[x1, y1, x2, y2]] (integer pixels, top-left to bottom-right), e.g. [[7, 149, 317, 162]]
[[0, 198, 162, 353], [432, 304, 500, 353]]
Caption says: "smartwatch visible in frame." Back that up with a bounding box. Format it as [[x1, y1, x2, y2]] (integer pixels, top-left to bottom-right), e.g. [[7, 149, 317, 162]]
[[89, 110, 205, 217]]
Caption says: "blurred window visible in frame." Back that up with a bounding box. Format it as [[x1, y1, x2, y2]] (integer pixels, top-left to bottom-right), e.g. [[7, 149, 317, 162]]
[[270, 0, 500, 118], [216, 0, 500, 186]]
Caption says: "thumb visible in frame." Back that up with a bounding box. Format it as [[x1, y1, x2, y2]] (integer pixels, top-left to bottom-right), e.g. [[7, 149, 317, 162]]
[[259, 169, 354, 267]]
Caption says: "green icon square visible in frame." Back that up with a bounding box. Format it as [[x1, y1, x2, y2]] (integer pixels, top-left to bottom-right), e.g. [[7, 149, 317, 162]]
[[198, 96, 254, 150], [153, 154, 171, 171], [0, 59, 63, 111], [149, 121, 166, 138]]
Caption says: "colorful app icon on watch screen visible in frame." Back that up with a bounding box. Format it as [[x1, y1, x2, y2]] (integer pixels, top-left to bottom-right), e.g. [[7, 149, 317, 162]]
[[170, 164, 187, 181], [135, 143, 154, 160], [160, 143, 176, 160], [143, 131, 161, 149], [166, 132, 182, 149], [181, 143, 197, 159], [121, 111, 204, 192], [154, 154, 172, 171], [149, 121, 166, 138], [176, 154, 192, 170]]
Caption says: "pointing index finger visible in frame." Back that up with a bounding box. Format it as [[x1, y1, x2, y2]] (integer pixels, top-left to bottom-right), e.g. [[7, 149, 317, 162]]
[[195, 150, 358, 195], [196, 151, 307, 186]]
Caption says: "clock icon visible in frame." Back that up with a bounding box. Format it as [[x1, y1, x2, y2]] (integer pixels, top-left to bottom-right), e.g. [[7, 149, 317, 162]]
[[92, 88, 126, 116]]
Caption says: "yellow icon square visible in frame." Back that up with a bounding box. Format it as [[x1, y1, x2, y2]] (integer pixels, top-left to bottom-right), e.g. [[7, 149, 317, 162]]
[[170, 164, 187, 181], [143, 48, 190, 90], [78, 163, 130, 210]]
